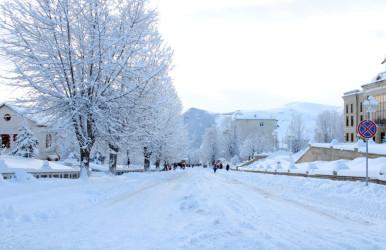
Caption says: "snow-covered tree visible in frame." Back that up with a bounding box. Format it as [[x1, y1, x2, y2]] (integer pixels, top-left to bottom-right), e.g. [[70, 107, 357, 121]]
[[13, 121, 39, 158], [201, 125, 219, 165], [146, 80, 189, 170], [187, 148, 201, 166], [239, 133, 267, 161], [314, 110, 344, 143], [218, 117, 242, 160], [286, 114, 308, 153], [0, 0, 172, 176]]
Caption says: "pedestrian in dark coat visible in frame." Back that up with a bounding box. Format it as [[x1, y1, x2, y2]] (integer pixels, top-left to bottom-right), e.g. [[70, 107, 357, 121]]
[[226, 164, 230, 171], [213, 164, 217, 173]]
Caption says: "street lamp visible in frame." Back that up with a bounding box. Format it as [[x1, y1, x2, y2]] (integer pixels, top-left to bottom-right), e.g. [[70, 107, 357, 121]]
[[287, 134, 294, 157], [363, 96, 378, 121], [272, 130, 278, 152], [362, 95, 378, 186]]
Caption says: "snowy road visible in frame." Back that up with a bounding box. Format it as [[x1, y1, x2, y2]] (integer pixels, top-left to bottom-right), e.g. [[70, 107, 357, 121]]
[[1, 168, 386, 249]]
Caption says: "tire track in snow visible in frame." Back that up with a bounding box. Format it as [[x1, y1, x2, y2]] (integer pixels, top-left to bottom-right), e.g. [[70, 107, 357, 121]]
[[102, 171, 188, 207], [185, 172, 382, 248]]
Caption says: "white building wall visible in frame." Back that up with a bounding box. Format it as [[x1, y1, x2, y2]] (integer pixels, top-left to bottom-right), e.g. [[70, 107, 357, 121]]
[[0, 105, 58, 160]]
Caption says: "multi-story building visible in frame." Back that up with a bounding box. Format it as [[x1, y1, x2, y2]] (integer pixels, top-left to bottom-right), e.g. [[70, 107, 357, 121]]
[[234, 112, 279, 151], [343, 71, 386, 143]]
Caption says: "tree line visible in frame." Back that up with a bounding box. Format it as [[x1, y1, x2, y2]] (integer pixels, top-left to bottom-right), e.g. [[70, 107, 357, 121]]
[[197, 110, 344, 165], [0, 0, 188, 176]]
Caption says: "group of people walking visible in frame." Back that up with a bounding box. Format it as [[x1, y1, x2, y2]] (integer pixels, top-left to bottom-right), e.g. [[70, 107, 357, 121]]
[[213, 163, 230, 173]]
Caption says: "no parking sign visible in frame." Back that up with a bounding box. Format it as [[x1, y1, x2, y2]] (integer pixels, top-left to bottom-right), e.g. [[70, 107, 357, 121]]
[[358, 120, 377, 139], [357, 120, 377, 187]]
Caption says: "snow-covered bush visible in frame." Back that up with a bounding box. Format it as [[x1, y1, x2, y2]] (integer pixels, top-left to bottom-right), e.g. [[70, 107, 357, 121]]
[[41, 160, 51, 170], [231, 155, 240, 166], [14, 170, 35, 182]]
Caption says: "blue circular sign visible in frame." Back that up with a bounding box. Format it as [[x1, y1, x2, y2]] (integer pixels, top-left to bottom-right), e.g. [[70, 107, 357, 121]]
[[358, 120, 377, 139]]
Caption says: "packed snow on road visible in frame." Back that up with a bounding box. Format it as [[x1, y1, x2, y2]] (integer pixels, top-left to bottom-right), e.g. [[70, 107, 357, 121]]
[[1, 164, 386, 250]]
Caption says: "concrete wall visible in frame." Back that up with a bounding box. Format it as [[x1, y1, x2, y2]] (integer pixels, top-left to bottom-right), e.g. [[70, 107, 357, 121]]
[[296, 146, 385, 163]]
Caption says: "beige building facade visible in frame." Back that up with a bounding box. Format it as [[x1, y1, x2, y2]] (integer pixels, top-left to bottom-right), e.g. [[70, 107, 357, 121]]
[[236, 118, 278, 151], [343, 71, 386, 143], [0, 103, 58, 160]]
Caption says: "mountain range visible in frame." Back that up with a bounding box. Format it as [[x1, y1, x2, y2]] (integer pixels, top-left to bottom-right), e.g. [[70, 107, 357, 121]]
[[183, 102, 342, 149]]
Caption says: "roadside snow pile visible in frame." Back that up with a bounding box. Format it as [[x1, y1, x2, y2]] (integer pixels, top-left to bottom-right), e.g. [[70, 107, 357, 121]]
[[242, 150, 386, 180], [0, 159, 8, 169], [0, 156, 78, 172], [236, 170, 386, 220], [311, 141, 386, 155]]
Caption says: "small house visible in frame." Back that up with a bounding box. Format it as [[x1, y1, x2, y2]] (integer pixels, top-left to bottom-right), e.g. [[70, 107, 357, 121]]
[[0, 103, 59, 160]]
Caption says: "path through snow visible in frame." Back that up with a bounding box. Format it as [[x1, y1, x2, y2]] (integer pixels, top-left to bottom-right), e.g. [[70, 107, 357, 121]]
[[0, 168, 385, 249]]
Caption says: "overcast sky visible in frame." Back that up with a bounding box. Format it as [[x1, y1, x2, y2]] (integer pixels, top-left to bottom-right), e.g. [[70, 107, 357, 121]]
[[1, 0, 386, 114], [151, 0, 386, 113]]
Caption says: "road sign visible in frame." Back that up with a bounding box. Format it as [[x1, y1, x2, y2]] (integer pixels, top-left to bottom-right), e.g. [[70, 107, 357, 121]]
[[358, 120, 377, 139]]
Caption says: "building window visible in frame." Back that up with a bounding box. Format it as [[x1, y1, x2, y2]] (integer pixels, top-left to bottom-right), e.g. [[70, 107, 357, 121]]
[[360, 115, 363, 122], [46, 133, 52, 148], [259, 122, 264, 127], [345, 104, 348, 114], [351, 133, 354, 142], [374, 94, 386, 125], [351, 104, 353, 113], [346, 116, 349, 126], [345, 133, 349, 142], [3, 114, 11, 121], [360, 102, 363, 113], [351, 116, 354, 126], [1, 134, 10, 148]]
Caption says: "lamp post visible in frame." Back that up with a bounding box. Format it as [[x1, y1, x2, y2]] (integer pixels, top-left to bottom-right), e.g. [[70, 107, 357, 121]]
[[272, 130, 278, 152], [287, 134, 294, 158], [363, 96, 378, 121], [363, 95, 378, 186]]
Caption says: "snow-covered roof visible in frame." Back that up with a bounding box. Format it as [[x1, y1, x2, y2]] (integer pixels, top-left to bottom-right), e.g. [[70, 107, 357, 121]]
[[343, 89, 362, 97], [361, 70, 386, 87], [0, 102, 50, 126], [370, 71, 386, 83], [232, 110, 277, 120]]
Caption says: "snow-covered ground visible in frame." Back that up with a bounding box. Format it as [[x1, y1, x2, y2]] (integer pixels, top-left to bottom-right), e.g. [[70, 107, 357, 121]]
[[1, 157, 386, 249], [241, 150, 386, 180]]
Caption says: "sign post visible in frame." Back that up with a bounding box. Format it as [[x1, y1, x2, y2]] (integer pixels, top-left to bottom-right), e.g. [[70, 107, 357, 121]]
[[357, 120, 377, 186]]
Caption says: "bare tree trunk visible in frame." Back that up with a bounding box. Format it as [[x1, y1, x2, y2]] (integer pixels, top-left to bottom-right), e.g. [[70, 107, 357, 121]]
[[126, 150, 130, 167], [155, 158, 160, 171], [74, 116, 95, 178], [109, 144, 119, 175], [80, 147, 91, 177], [144, 146, 151, 172]]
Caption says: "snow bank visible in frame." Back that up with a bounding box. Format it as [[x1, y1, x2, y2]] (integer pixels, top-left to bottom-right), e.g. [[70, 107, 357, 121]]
[[0, 168, 385, 249], [310, 141, 386, 155], [0, 156, 78, 173]]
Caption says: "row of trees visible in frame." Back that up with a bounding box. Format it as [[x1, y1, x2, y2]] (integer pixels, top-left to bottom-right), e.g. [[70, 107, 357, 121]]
[[0, 0, 188, 175], [199, 110, 345, 165], [200, 118, 271, 165], [286, 111, 344, 153]]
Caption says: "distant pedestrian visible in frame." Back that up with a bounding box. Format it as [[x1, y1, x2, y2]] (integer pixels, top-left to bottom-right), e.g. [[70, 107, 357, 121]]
[[219, 163, 223, 169], [226, 164, 230, 171], [213, 164, 217, 173]]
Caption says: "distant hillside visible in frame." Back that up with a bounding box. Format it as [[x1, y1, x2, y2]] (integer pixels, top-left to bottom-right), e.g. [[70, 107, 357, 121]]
[[183, 108, 216, 149], [183, 102, 342, 150]]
